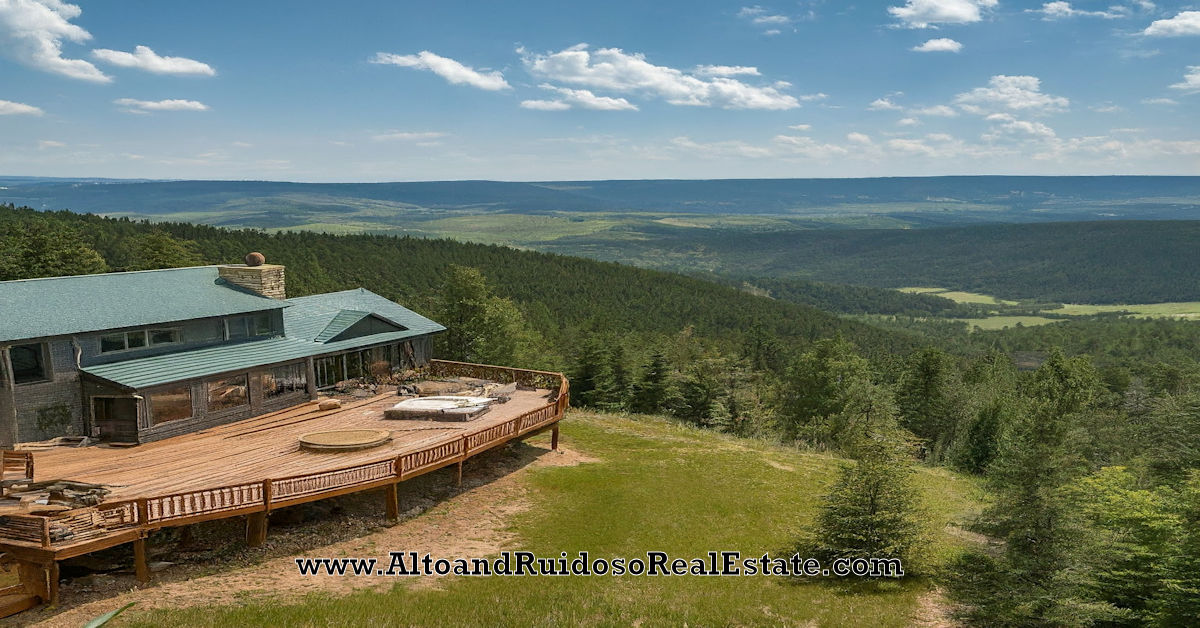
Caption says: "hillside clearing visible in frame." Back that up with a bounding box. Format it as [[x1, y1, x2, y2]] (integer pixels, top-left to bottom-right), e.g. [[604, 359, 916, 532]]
[[82, 410, 984, 628]]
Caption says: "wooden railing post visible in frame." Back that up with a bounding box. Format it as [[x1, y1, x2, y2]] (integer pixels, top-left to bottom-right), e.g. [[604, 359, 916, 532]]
[[40, 517, 50, 549], [394, 454, 404, 481], [262, 479, 273, 513], [136, 498, 149, 526]]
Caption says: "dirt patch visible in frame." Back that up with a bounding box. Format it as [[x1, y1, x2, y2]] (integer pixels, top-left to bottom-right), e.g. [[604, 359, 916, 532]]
[[15, 443, 595, 628], [912, 587, 958, 628]]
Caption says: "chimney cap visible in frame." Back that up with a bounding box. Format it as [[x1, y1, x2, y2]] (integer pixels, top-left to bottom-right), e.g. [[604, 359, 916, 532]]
[[244, 252, 266, 267]]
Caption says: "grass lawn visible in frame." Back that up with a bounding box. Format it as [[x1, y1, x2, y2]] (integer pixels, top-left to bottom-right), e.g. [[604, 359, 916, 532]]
[[117, 411, 984, 627]]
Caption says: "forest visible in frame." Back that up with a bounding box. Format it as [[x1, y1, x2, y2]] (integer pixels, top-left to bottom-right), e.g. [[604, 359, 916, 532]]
[[2, 203, 1200, 625]]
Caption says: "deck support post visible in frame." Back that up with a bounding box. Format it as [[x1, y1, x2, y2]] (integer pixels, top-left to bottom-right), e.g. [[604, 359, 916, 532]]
[[551, 424, 559, 451], [133, 538, 150, 583], [16, 560, 57, 605], [246, 511, 268, 547], [456, 460, 463, 487], [385, 483, 399, 523]]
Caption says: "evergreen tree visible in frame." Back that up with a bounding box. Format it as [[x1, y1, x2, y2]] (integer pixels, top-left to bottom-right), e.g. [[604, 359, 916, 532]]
[[629, 350, 672, 414], [117, 230, 206, 270], [0, 219, 107, 280], [776, 336, 873, 445], [1151, 472, 1200, 626], [810, 390, 925, 574], [434, 265, 533, 367], [896, 347, 967, 462]]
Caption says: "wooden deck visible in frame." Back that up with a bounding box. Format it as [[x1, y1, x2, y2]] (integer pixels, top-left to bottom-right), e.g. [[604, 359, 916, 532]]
[[31, 388, 554, 502], [0, 361, 568, 612]]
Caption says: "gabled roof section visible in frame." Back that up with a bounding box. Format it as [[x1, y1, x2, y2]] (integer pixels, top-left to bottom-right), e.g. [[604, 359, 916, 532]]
[[82, 289, 444, 390], [0, 266, 286, 343], [284, 288, 444, 343]]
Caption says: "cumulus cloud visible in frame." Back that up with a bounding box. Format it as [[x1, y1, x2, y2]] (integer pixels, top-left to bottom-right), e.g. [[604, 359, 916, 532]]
[[787, 123, 811, 131], [1029, 2, 1125, 20], [371, 51, 509, 91], [693, 64, 761, 77], [888, 0, 998, 28], [1144, 11, 1200, 36], [524, 84, 638, 111], [912, 37, 963, 52], [772, 134, 849, 159], [1142, 97, 1179, 105], [92, 45, 214, 76], [738, 5, 791, 32], [983, 113, 1058, 141], [520, 99, 572, 111], [869, 97, 903, 110], [0, 99, 43, 115], [0, 0, 109, 82], [372, 131, 447, 142], [912, 104, 959, 117], [954, 75, 1069, 115], [114, 98, 209, 113], [522, 44, 800, 110], [1170, 66, 1200, 93], [898, 117, 921, 126]]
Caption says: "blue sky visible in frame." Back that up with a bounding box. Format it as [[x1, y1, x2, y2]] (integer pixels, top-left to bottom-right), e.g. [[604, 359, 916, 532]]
[[1, 0, 1198, 181]]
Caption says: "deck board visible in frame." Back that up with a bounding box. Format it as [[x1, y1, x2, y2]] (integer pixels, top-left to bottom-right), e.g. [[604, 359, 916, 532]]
[[29, 389, 554, 502]]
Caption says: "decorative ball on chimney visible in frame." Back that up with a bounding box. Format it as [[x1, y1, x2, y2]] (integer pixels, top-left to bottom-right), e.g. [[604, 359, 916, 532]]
[[245, 252, 266, 267]]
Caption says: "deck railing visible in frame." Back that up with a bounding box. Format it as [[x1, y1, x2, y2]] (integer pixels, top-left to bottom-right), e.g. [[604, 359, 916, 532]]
[[0, 361, 568, 549]]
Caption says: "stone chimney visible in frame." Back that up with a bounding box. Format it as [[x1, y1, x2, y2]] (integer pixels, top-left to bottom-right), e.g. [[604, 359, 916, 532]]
[[218, 252, 286, 299]]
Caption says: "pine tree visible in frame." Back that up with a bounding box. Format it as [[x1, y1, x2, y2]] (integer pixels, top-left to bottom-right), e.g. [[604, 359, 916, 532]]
[[629, 350, 672, 414], [896, 347, 967, 462], [776, 336, 873, 445], [1151, 472, 1200, 626], [810, 389, 925, 574], [434, 265, 534, 367]]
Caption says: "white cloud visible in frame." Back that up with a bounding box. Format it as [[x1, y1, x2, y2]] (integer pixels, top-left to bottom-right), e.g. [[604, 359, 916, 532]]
[[671, 136, 776, 159], [888, 0, 998, 28], [983, 113, 1058, 141], [912, 104, 959, 117], [522, 44, 800, 110], [847, 132, 874, 144], [1170, 66, 1200, 93], [787, 123, 811, 131], [898, 117, 921, 126], [114, 98, 209, 113], [37, 139, 64, 148], [798, 92, 828, 102], [738, 6, 791, 28], [371, 51, 509, 91], [1144, 11, 1200, 36], [772, 134, 849, 159], [693, 64, 761, 77], [526, 84, 639, 111], [1090, 103, 1124, 113], [0, 0, 109, 82], [92, 45, 214, 76], [1142, 97, 1179, 105], [912, 37, 963, 52], [0, 99, 43, 115], [520, 99, 571, 111], [1029, 2, 1125, 20], [869, 97, 903, 111], [372, 131, 447, 142], [954, 75, 1069, 115]]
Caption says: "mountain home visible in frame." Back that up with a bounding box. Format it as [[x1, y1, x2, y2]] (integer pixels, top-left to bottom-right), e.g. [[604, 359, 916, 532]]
[[0, 257, 444, 446]]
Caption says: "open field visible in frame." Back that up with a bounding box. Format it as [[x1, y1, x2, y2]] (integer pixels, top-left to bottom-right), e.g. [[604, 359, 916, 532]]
[[110, 410, 983, 628], [898, 287, 1200, 330]]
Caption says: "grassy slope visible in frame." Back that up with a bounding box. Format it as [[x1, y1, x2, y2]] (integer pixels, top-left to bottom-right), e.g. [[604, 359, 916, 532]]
[[121, 411, 983, 627]]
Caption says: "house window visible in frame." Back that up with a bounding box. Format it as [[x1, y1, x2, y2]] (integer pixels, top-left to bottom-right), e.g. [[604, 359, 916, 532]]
[[262, 363, 306, 399], [314, 355, 345, 389], [149, 385, 192, 425], [149, 328, 181, 346], [207, 375, 249, 412], [9, 343, 48, 384], [225, 314, 274, 340]]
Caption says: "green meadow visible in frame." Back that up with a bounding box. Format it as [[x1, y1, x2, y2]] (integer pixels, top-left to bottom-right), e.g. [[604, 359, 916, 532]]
[[119, 411, 983, 627]]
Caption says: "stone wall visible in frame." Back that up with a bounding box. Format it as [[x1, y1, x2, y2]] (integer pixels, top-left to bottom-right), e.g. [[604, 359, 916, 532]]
[[218, 264, 286, 300]]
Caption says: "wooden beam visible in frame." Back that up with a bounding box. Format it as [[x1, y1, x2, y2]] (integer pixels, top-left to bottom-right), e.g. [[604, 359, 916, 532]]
[[133, 538, 150, 583], [456, 460, 463, 487], [16, 559, 57, 605], [384, 483, 399, 523], [551, 424, 560, 451], [246, 512, 268, 547]]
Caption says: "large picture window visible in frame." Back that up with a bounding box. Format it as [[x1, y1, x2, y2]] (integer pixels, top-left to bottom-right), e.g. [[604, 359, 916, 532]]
[[100, 328, 179, 353], [314, 355, 344, 389], [150, 385, 192, 425], [207, 375, 249, 412], [262, 363, 306, 399], [9, 343, 48, 384]]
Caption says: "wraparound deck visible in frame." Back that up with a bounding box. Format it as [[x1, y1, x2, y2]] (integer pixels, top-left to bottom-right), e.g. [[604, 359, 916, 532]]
[[0, 360, 568, 615]]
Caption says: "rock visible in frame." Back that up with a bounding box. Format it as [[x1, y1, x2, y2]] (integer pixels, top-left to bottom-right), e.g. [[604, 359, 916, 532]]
[[318, 399, 342, 411]]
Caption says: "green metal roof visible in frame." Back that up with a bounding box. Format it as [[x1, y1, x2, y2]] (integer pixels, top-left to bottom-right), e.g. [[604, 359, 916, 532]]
[[0, 266, 285, 343], [80, 288, 444, 389], [313, 310, 369, 343]]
